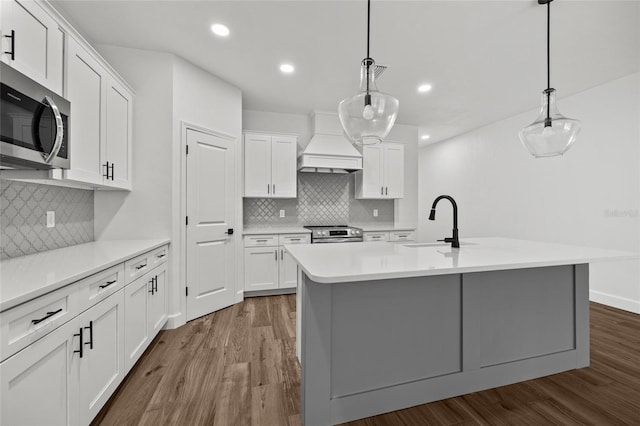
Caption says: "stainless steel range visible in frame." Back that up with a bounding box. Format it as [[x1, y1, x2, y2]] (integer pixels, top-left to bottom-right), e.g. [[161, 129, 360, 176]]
[[304, 225, 363, 243]]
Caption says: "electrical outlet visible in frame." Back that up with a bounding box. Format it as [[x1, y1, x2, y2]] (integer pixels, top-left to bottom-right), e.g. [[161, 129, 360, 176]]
[[373, 209, 378, 217], [279, 209, 285, 218], [46, 211, 55, 228]]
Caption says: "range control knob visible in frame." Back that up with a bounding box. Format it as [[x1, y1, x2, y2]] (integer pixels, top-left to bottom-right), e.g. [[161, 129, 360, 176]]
[[322, 231, 327, 236]]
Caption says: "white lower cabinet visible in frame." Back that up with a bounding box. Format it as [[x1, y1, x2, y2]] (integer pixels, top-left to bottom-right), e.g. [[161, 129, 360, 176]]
[[77, 290, 125, 425], [0, 317, 80, 426], [124, 262, 168, 372], [244, 233, 310, 292], [364, 230, 416, 243], [244, 246, 280, 291], [0, 243, 169, 425], [0, 289, 124, 426]]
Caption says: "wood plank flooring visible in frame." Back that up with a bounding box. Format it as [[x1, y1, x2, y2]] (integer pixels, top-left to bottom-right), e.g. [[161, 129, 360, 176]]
[[93, 298, 640, 426]]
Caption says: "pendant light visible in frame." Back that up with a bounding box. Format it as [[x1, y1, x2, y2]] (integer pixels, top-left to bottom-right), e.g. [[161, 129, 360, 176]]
[[339, 0, 399, 146], [519, 0, 581, 157]]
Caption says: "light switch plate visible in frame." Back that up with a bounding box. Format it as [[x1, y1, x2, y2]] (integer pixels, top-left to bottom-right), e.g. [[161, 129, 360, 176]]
[[46, 211, 55, 228], [279, 209, 285, 218], [373, 209, 378, 217]]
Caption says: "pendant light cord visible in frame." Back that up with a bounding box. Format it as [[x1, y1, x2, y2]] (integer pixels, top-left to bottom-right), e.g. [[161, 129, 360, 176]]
[[545, 0, 552, 126], [365, 0, 371, 96], [547, 0, 550, 91]]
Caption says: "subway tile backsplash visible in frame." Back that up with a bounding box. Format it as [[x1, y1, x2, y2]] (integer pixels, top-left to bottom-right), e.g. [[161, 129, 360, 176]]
[[1, 180, 94, 259], [243, 173, 393, 226]]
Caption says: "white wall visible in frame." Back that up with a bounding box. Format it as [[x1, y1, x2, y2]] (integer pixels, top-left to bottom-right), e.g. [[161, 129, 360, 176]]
[[419, 73, 640, 313], [93, 45, 242, 328], [243, 110, 419, 227]]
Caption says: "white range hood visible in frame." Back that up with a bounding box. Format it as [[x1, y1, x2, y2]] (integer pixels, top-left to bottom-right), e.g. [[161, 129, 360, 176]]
[[298, 111, 363, 173]]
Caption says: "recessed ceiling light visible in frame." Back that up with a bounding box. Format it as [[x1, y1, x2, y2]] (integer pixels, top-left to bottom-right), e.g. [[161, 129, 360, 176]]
[[421, 135, 431, 140], [280, 63, 295, 74], [211, 23, 230, 37], [418, 84, 432, 93]]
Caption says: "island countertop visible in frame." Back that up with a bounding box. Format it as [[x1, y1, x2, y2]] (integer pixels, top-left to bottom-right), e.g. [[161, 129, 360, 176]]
[[285, 237, 638, 284]]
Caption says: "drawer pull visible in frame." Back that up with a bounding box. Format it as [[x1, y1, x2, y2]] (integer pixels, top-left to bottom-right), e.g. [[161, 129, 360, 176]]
[[99, 280, 117, 289], [84, 321, 93, 350], [256, 239, 268, 242], [289, 238, 301, 241], [31, 308, 63, 325], [156, 253, 166, 259], [74, 328, 84, 358], [135, 263, 147, 270]]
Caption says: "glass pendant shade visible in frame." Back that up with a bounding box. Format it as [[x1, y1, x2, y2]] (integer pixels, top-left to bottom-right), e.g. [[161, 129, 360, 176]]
[[519, 89, 581, 158], [339, 59, 399, 145]]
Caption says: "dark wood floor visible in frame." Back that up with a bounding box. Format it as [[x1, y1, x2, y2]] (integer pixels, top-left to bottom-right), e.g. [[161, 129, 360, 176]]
[[93, 297, 640, 426]]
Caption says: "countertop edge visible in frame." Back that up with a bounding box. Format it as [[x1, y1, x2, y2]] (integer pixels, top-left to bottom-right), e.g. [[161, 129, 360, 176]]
[[0, 239, 171, 313], [298, 255, 639, 284]]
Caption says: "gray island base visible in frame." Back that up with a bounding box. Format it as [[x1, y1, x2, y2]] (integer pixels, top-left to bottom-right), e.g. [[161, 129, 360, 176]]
[[300, 264, 589, 425]]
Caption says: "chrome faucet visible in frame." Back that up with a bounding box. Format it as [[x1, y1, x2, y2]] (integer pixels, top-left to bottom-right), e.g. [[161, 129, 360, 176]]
[[428, 195, 460, 248]]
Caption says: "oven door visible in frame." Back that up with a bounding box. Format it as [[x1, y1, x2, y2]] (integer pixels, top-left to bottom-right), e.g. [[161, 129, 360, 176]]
[[0, 65, 69, 169], [313, 237, 364, 243]]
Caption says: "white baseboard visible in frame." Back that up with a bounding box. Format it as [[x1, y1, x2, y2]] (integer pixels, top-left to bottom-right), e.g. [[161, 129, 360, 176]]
[[590, 290, 640, 314], [164, 312, 186, 330]]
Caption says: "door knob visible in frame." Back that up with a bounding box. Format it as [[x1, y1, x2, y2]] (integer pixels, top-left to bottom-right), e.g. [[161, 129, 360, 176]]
[[225, 228, 234, 235]]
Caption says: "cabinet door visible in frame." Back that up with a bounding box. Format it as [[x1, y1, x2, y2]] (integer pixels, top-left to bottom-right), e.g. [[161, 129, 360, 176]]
[[149, 265, 168, 337], [271, 135, 297, 198], [77, 290, 125, 425], [104, 76, 133, 190], [124, 273, 152, 372], [244, 133, 272, 197], [0, 0, 64, 94], [244, 247, 279, 291], [64, 37, 106, 186], [279, 247, 298, 289], [358, 144, 384, 198], [0, 317, 80, 426], [383, 143, 404, 198]]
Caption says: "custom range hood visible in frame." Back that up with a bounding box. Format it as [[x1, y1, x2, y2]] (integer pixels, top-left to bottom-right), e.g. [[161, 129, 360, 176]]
[[298, 111, 363, 173]]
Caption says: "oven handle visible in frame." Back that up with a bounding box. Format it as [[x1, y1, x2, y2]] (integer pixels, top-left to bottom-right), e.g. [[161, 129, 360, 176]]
[[41, 96, 64, 164], [312, 238, 363, 243]]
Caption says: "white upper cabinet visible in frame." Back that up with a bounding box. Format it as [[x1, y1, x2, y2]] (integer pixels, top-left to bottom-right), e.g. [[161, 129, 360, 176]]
[[63, 37, 133, 190], [355, 142, 405, 199], [244, 133, 297, 198], [65, 37, 105, 187], [0, 0, 64, 94], [104, 77, 133, 189]]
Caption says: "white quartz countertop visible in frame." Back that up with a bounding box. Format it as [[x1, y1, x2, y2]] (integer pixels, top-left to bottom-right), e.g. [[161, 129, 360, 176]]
[[0, 239, 170, 312], [243, 226, 311, 235], [285, 237, 638, 283]]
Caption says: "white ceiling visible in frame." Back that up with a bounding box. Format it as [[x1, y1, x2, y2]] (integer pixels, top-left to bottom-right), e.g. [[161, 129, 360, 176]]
[[51, 1, 640, 146]]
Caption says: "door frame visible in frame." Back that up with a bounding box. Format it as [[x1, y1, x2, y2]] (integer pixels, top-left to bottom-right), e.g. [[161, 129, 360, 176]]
[[178, 121, 244, 325]]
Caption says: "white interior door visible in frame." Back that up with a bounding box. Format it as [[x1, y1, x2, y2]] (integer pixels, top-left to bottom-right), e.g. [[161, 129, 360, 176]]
[[186, 128, 236, 321]]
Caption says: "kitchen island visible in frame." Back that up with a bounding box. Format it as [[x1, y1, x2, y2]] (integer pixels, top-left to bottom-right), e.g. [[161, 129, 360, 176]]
[[285, 237, 637, 425]]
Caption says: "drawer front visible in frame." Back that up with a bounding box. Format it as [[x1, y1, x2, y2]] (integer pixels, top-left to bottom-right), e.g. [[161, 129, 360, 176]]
[[244, 235, 278, 247], [150, 245, 169, 269], [78, 263, 125, 313], [279, 234, 310, 245], [364, 232, 389, 242], [0, 284, 79, 362], [389, 231, 416, 242], [124, 252, 152, 285]]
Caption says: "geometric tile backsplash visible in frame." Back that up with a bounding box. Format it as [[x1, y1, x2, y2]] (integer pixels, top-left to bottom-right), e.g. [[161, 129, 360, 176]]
[[243, 172, 394, 227], [1, 180, 94, 259]]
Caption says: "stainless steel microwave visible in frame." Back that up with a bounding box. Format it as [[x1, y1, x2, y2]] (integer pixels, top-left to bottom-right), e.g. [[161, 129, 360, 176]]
[[0, 63, 70, 169]]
